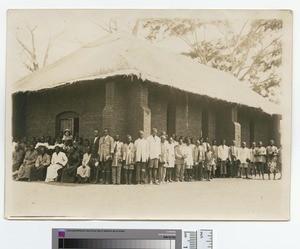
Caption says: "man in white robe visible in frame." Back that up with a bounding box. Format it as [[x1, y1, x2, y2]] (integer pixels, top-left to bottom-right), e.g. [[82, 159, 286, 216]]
[[45, 146, 68, 182]]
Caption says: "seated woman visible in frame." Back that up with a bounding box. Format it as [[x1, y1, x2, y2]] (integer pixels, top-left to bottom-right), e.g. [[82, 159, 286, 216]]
[[45, 146, 68, 182], [76, 150, 92, 183], [15, 143, 38, 181], [32, 146, 51, 181], [12, 143, 25, 179], [74, 137, 84, 158], [61, 146, 81, 183], [62, 129, 73, 142]]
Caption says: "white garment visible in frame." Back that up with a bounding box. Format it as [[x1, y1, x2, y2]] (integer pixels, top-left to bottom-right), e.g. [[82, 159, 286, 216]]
[[147, 135, 161, 159], [202, 142, 210, 152], [166, 142, 175, 168], [193, 145, 205, 163], [48, 143, 64, 150], [134, 138, 149, 162], [217, 145, 229, 161], [112, 141, 123, 166], [45, 151, 68, 182], [77, 166, 91, 178], [249, 147, 256, 163], [82, 153, 91, 166], [237, 147, 250, 164], [77, 153, 91, 177], [184, 144, 194, 167], [35, 142, 49, 149]]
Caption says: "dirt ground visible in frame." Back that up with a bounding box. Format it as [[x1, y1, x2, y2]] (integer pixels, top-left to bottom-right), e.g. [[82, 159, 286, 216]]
[[5, 177, 289, 220]]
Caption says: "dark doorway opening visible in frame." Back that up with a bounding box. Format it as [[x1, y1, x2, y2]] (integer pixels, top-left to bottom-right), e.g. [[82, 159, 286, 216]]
[[167, 103, 176, 136], [250, 119, 255, 144], [56, 111, 79, 138], [202, 109, 209, 138]]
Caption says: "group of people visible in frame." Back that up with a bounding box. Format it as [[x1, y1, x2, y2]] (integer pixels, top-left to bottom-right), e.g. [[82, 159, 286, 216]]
[[12, 127, 282, 185]]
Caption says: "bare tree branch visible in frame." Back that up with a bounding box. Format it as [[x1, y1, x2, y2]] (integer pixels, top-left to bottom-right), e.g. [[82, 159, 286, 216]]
[[42, 39, 52, 67], [238, 35, 282, 80]]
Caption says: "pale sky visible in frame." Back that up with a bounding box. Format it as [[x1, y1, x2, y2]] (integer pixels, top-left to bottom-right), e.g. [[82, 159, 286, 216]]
[[6, 9, 285, 85]]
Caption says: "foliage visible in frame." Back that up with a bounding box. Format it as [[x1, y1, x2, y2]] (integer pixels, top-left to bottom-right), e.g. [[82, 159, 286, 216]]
[[142, 18, 283, 103]]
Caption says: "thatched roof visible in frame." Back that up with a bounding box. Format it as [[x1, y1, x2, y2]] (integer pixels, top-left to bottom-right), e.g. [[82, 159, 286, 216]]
[[13, 32, 280, 115]]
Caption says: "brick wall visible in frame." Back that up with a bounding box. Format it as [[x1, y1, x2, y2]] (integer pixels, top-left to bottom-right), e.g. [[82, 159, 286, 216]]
[[15, 80, 106, 142], [238, 107, 277, 147], [12, 93, 27, 140], [216, 103, 239, 145], [13, 77, 278, 147], [207, 106, 217, 141], [238, 114, 251, 145], [102, 79, 128, 140], [148, 87, 217, 140], [126, 78, 151, 139], [253, 114, 270, 146], [148, 85, 169, 134]]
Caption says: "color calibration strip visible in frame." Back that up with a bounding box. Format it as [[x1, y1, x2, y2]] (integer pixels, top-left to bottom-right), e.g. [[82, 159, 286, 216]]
[[58, 239, 176, 249]]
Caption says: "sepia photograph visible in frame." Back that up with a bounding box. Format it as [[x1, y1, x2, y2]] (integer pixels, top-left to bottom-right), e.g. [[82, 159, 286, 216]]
[[5, 9, 292, 220]]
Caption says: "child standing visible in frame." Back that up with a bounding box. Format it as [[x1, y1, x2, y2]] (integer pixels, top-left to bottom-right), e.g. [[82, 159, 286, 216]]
[[205, 146, 214, 181], [166, 137, 175, 182], [111, 135, 123, 185], [184, 138, 194, 181]]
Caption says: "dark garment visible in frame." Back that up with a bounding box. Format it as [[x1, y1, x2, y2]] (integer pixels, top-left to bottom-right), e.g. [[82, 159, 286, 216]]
[[91, 136, 100, 158], [82, 145, 90, 155], [229, 160, 238, 177], [36, 166, 48, 181], [193, 162, 203, 181], [31, 153, 51, 181], [135, 161, 146, 183], [12, 150, 25, 172], [112, 166, 122, 184], [61, 151, 81, 183]]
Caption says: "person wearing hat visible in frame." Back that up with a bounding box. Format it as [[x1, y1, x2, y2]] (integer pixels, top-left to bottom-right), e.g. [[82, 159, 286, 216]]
[[62, 129, 73, 142]]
